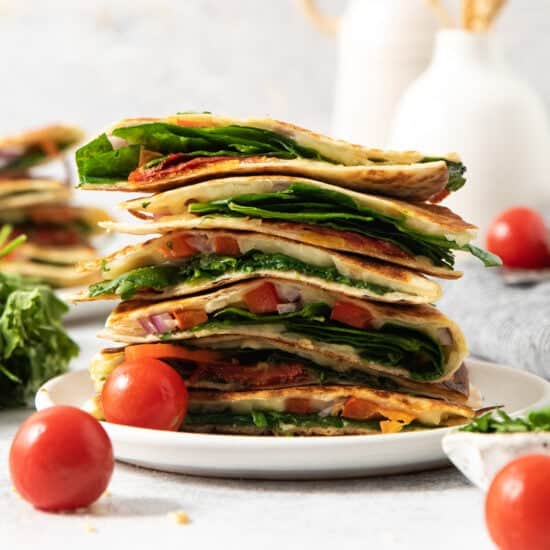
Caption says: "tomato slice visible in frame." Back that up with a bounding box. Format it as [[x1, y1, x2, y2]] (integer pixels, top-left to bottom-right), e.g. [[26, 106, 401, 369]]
[[285, 398, 311, 415], [125, 343, 222, 363], [243, 282, 280, 314], [330, 301, 373, 329], [212, 235, 241, 256], [160, 235, 197, 258], [429, 188, 450, 203], [341, 397, 377, 420], [173, 309, 208, 330]]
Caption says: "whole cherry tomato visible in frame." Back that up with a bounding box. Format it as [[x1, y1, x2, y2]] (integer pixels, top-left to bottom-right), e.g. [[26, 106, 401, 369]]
[[486, 207, 550, 268], [486, 454, 550, 550], [9, 406, 113, 511], [102, 358, 188, 431]]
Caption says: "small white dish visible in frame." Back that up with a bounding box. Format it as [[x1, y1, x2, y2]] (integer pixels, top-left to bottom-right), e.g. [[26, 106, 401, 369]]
[[442, 430, 550, 490], [36, 359, 550, 480]]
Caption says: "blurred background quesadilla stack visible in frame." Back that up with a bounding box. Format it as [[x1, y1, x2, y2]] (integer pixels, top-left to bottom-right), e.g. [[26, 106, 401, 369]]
[[75, 113, 500, 436], [0, 125, 112, 287]]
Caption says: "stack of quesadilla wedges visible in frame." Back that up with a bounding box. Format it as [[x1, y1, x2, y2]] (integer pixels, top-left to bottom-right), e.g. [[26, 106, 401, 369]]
[[0, 125, 112, 287], [76, 113, 500, 436]]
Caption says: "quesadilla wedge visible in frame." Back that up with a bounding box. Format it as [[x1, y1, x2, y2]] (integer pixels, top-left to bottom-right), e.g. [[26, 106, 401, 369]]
[[89, 336, 472, 404], [0, 179, 71, 209], [0, 204, 112, 246], [106, 176, 500, 277], [1, 243, 100, 287], [182, 386, 475, 435], [0, 124, 83, 175], [77, 229, 441, 304], [100, 278, 467, 383], [75, 113, 465, 201]]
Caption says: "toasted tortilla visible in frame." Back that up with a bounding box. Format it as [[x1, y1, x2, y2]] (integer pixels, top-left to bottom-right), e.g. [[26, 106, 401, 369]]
[[104, 176, 477, 278], [183, 385, 474, 436], [0, 179, 71, 209], [80, 114, 461, 201], [76, 229, 441, 304], [90, 335, 470, 404], [101, 278, 467, 383]]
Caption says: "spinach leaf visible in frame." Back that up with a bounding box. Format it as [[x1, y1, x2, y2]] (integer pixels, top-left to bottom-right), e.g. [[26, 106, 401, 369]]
[[420, 157, 467, 192], [178, 304, 444, 380], [76, 133, 141, 184], [88, 250, 393, 300], [76, 123, 330, 184], [183, 410, 382, 432], [189, 182, 473, 269]]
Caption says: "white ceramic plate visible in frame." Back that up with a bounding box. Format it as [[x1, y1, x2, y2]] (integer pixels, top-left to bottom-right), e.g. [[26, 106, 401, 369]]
[[35, 359, 550, 480]]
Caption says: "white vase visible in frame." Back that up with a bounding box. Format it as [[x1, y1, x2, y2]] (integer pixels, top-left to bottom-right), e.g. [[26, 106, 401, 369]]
[[389, 29, 550, 240], [303, 0, 438, 147]]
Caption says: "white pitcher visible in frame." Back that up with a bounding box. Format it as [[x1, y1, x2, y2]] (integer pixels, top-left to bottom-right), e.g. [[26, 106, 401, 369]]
[[301, 0, 438, 147], [389, 29, 550, 239]]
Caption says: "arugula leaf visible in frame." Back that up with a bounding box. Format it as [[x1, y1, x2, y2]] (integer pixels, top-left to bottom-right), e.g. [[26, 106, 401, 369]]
[[461, 407, 550, 433], [0, 273, 78, 407], [88, 250, 393, 300]]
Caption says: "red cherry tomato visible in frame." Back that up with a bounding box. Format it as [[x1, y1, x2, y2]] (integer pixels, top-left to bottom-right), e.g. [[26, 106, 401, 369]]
[[486, 454, 550, 550], [102, 359, 188, 431], [486, 207, 550, 268], [9, 406, 113, 512]]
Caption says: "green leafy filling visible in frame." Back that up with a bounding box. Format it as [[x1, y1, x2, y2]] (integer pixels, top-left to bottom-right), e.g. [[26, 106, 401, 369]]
[[163, 303, 444, 380], [0, 273, 79, 407], [183, 410, 429, 433], [76, 123, 327, 184], [88, 250, 393, 300], [461, 408, 550, 433], [165, 347, 401, 391], [189, 182, 500, 269]]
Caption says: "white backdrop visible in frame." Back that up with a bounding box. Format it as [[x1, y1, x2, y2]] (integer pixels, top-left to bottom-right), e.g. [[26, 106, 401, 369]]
[[1, 0, 549, 217]]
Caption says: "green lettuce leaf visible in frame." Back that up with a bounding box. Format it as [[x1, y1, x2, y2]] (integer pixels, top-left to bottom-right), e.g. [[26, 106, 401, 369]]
[[88, 250, 393, 300], [0, 273, 79, 407]]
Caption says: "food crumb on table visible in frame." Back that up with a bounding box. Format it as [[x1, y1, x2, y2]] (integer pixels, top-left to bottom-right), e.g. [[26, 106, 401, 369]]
[[168, 511, 190, 525], [84, 523, 97, 533]]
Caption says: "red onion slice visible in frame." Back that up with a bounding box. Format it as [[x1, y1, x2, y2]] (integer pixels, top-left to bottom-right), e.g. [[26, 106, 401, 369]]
[[150, 313, 176, 333], [275, 284, 301, 303], [138, 317, 157, 334]]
